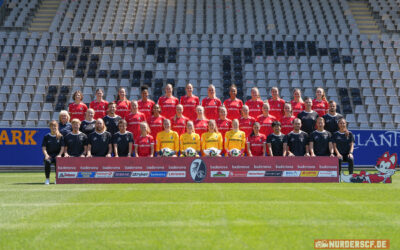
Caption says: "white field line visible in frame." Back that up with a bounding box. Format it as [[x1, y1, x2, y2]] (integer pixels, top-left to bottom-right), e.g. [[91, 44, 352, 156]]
[[0, 219, 399, 230], [1, 201, 400, 207], [0, 185, 399, 192]]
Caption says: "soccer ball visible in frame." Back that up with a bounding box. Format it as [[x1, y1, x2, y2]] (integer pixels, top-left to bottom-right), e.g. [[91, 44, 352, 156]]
[[229, 148, 241, 157], [204, 147, 221, 157], [161, 148, 175, 157], [184, 147, 197, 157]]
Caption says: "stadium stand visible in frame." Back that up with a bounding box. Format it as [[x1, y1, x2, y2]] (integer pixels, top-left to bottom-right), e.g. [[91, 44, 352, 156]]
[[0, 0, 399, 130]]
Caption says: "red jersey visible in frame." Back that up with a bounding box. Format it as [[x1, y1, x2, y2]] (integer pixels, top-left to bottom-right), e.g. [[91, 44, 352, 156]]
[[202, 97, 222, 120], [180, 95, 200, 121], [68, 102, 88, 121], [247, 134, 266, 156], [280, 116, 295, 135], [194, 119, 209, 137], [90, 100, 109, 120], [170, 115, 189, 136], [126, 112, 146, 139], [312, 99, 329, 117], [223, 98, 243, 120], [239, 116, 256, 138], [290, 100, 305, 117], [216, 118, 232, 138], [135, 135, 154, 157], [245, 99, 264, 119], [138, 99, 155, 121], [268, 98, 285, 121], [115, 100, 131, 119], [149, 115, 165, 140], [157, 96, 179, 120], [257, 114, 276, 137]]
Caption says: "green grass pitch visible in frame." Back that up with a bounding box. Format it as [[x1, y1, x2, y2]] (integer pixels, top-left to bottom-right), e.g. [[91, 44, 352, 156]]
[[0, 172, 399, 249]]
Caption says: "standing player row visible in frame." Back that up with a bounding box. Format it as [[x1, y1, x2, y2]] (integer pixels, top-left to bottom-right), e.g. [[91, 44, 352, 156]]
[[68, 84, 335, 126]]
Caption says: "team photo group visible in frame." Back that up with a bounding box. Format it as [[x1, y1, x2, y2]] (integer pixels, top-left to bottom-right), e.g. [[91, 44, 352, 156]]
[[42, 83, 355, 184]]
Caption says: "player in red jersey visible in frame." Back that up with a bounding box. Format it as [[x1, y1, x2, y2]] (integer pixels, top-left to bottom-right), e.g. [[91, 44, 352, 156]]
[[194, 105, 209, 137], [268, 87, 285, 121], [126, 100, 146, 139], [223, 84, 243, 120], [170, 104, 189, 136], [89, 88, 109, 120], [280, 102, 295, 135], [201, 84, 222, 120], [245, 87, 264, 119], [257, 102, 277, 137], [239, 105, 256, 138], [157, 83, 179, 119], [134, 122, 154, 157], [290, 88, 305, 117], [180, 83, 200, 121], [115, 88, 131, 119], [68, 90, 88, 121], [312, 87, 329, 117], [148, 104, 166, 140], [216, 106, 232, 138], [138, 85, 155, 121], [246, 122, 266, 157]]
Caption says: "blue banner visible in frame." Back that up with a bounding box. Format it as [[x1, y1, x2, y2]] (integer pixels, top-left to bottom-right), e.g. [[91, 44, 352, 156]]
[[0, 128, 49, 166], [351, 130, 400, 166], [0, 128, 399, 166]]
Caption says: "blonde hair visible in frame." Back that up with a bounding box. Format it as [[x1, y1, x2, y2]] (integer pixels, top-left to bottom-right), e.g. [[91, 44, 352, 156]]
[[207, 119, 219, 133], [59, 110, 70, 123], [186, 121, 195, 133], [293, 88, 304, 103], [140, 122, 150, 134], [71, 118, 81, 125], [49, 120, 62, 140], [316, 87, 327, 102]]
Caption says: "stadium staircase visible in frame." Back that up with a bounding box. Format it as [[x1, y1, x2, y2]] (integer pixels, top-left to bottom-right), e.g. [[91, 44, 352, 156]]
[[348, 1, 381, 35], [29, 0, 60, 33]]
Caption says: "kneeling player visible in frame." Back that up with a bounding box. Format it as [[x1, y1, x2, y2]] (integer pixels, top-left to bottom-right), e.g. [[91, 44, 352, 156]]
[[87, 119, 112, 157], [180, 121, 201, 156], [42, 120, 64, 185], [246, 122, 266, 157], [135, 122, 155, 157], [225, 119, 246, 156], [156, 119, 179, 157], [113, 119, 133, 157]]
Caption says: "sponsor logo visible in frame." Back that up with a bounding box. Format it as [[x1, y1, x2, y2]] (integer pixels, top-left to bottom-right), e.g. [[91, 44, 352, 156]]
[[150, 171, 168, 178], [229, 171, 247, 177], [190, 159, 207, 182], [113, 171, 132, 178], [211, 171, 230, 177], [318, 171, 338, 177], [95, 172, 114, 178], [77, 172, 96, 178], [300, 171, 319, 177], [167, 171, 186, 178], [58, 172, 77, 178], [283, 171, 301, 177], [131, 171, 150, 178], [264, 171, 283, 177], [247, 171, 266, 177]]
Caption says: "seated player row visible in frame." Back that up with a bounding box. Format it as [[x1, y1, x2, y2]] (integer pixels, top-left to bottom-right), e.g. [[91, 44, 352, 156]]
[[68, 84, 337, 129], [42, 115, 354, 183]]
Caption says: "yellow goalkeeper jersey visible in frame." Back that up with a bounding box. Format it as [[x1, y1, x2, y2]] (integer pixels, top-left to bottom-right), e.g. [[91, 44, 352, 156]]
[[180, 132, 201, 152], [201, 132, 223, 152], [156, 130, 179, 152], [225, 130, 246, 151]]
